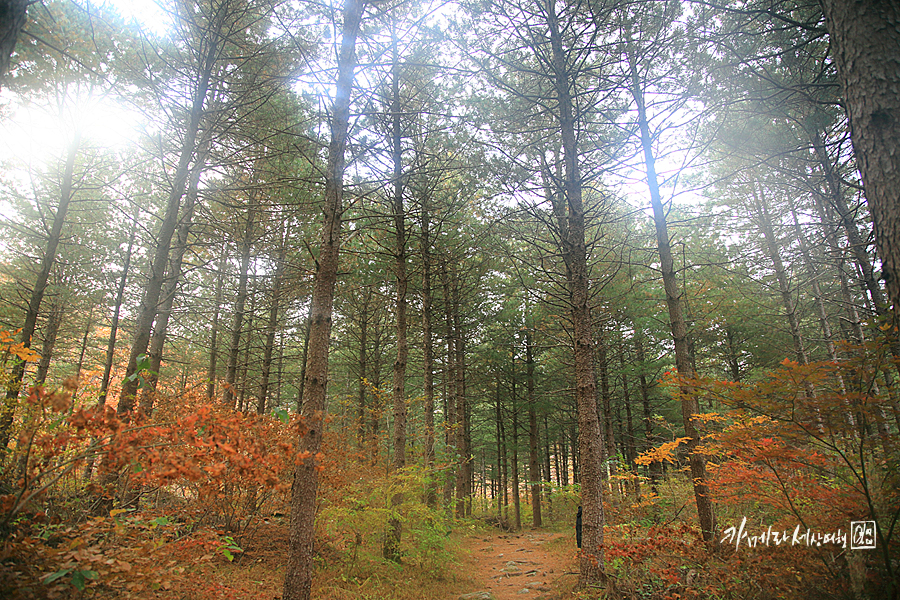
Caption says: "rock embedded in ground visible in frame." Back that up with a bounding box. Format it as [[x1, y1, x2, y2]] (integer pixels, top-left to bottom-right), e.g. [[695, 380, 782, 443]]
[[501, 561, 521, 573], [459, 592, 495, 600]]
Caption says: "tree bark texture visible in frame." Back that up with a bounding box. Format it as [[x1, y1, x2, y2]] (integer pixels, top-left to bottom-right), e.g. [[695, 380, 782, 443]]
[[819, 0, 900, 326], [282, 0, 363, 596], [546, 0, 606, 583], [0, 0, 27, 85]]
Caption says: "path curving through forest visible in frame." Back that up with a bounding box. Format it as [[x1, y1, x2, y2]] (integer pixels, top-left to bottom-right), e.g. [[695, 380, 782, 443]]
[[454, 530, 578, 600]]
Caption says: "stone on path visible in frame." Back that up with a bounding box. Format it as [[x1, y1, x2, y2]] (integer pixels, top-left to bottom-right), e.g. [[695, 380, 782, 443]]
[[459, 592, 495, 600], [501, 561, 521, 573]]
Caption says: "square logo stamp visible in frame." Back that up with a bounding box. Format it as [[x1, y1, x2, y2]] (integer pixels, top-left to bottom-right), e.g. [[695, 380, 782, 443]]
[[850, 521, 876, 550]]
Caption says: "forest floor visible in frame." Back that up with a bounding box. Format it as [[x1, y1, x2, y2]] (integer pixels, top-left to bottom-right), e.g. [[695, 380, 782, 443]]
[[142, 519, 583, 600], [4, 512, 589, 600], [451, 529, 580, 600]]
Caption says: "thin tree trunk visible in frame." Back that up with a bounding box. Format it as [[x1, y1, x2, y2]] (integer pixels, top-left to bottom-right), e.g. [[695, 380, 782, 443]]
[[495, 378, 504, 521], [258, 237, 286, 414], [118, 31, 221, 414], [596, 328, 615, 475], [621, 349, 638, 499], [140, 144, 207, 414], [453, 273, 470, 518], [283, 0, 363, 596], [34, 301, 63, 386], [357, 298, 368, 447], [526, 328, 542, 527], [421, 198, 436, 505], [224, 202, 255, 410], [751, 184, 809, 364], [1, 130, 82, 448], [207, 251, 227, 401], [442, 261, 457, 509], [543, 414, 552, 521], [629, 51, 715, 541], [72, 307, 93, 403], [510, 375, 521, 531], [385, 27, 408, 560], [238, 270, 257, 412]]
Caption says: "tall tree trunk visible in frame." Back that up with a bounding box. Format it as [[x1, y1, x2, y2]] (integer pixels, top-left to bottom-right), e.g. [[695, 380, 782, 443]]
[[1, 130, 82, 449], [543, 414, 553, 520], [630, 51, 715, 542], [118, 33, 221, 414], [283, 0, 363, 596], [385, 28, 408, 560], [258, 237, 286, 414], [224, 203, 255, 410], [140, 145, 207, 414], [357, 298, 368, 447], [495, 377, 505, 521], [207, 251, 227, 401], [420, 198, 436, 506], [750, 184, 809, 364], [526, 328, 542, 527], [95, 211, 137, 414], [819, 0, 900, 328], [510, 375, 521, 531], [546, 1, 606, 582], [442, 261, 457, 509], [453, 272, 470, 517]]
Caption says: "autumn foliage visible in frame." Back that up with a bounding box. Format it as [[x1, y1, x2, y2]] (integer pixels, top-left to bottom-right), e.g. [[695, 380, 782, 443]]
[[0, 342, 303, 598], [623, 337, 900, 599]]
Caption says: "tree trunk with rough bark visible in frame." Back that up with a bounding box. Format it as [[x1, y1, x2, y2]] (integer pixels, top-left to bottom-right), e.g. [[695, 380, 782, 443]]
[[0, 0, 27, 85], [546, 2, 607, 582], [819, 0, 900, 327], [282, 0, 363, 597]]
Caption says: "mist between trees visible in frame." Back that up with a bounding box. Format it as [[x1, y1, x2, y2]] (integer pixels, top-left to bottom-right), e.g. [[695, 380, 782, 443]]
[[0, 0, 897, 599]]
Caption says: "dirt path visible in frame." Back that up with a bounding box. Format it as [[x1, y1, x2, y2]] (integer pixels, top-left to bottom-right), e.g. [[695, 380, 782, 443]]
[[454, 530, 578, 600]]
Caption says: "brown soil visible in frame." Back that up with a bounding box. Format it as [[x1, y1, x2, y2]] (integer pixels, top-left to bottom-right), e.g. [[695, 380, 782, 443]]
[[454, 530, 579, 600]]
